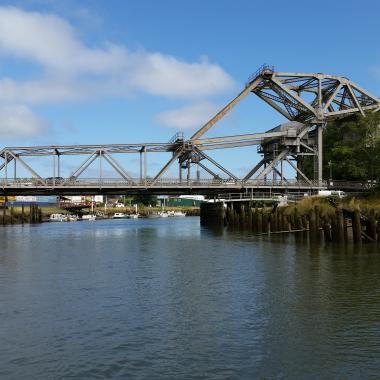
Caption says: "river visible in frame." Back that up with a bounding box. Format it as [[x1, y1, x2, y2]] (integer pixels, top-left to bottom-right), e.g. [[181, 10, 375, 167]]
[[0, 217, 379, 379]]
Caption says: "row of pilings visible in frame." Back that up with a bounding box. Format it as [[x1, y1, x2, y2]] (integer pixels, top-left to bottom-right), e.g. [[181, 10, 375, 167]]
[[0, 204, 42, 225], [200, 201, 380, 244]]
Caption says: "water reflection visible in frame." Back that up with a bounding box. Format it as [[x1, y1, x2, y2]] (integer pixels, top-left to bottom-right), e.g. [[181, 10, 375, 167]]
[[0, 218, 379, 378]]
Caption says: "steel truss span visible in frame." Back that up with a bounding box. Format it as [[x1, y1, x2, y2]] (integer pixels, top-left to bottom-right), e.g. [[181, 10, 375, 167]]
[[0, 65, 379, 196]]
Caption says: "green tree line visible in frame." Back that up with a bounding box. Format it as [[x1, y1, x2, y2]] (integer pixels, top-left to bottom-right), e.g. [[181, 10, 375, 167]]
[[323, 112, 380, 182]]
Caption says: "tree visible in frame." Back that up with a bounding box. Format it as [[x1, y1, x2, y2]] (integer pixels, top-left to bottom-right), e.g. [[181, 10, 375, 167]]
[[323, 112, 380, 182], [133, 194, 157, 206]]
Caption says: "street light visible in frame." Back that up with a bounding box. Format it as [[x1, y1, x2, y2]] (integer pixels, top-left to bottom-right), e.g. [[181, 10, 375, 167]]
[[328, 160, 333, 186]]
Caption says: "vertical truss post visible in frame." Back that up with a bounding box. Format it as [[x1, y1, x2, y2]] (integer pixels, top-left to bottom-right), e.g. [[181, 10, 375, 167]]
[[187, 159, 191, 184], [53, 153, 56, 187], [144, 146, 147, 186], [13, 158, 16, 180], [317, 124, 323, 185], [179, 161, 182, 183], [4, 151, 8, 185], [54, 148, 60, 178], [99, 150, 103, 183], [139, 150, 143, 182], [263, 163, 267, 183]]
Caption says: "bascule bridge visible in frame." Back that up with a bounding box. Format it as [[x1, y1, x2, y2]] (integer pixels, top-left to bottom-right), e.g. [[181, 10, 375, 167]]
[[0, 65, 379, 196]]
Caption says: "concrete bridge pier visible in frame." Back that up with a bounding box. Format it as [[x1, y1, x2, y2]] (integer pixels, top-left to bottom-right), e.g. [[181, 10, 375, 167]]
[[200, 202, 225, 226]]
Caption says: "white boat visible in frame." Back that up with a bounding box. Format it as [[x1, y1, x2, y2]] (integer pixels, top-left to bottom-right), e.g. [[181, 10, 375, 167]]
[[158, 211, 169, 218], [113, 212, 128, 219], [49, 213, 68, 222], [171, 211, 186, 217], [82, 214, 96, 221], [68, 214, 79, 221], [128, 214, 139, 219]]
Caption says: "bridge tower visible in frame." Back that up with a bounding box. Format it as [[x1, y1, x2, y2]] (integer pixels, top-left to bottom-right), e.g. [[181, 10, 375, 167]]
[[189, 65, 380, 185]]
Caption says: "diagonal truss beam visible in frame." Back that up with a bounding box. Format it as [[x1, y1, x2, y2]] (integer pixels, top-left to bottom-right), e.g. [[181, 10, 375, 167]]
[[256, 149, 289, 180], [270, 77, 318, 116], [190, 75, 264, 140], [102, 152, 134, 182], [347, 83, 364, 116], [195, 148, 238, 181], [285, 157, 313, 185], [70, 151, 98, 179], [197, 162, 221, 179], [273, 167, 290, 184], [243, 157, 267, 181], [323, 83, 342, 111], [0, 153, 14, 172], [7, 151, 44, 182], [151, 149, 184, 185]]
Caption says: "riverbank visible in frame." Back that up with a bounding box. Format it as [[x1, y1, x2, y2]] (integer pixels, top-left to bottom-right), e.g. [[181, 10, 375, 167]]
[[202, 194, 380, 244], [0, 205, 200, 225]]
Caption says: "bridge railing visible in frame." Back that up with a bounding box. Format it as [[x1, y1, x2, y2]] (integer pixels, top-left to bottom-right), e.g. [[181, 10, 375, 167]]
[[246, 64, 274, 86], [0, 177, 326, 188], [326, 180, 377, 190]]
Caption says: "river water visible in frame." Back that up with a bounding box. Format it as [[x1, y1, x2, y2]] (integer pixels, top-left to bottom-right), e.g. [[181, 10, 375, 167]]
[[0, 217, 379, 379]]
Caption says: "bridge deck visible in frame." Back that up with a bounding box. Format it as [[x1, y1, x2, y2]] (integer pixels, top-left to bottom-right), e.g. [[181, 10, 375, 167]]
[[0, 178, 370, 196], [0, 178, 324, 195]]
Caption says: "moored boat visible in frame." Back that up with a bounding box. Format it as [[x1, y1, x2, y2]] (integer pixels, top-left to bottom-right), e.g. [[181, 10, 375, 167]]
[[128, 214, 139, 219], [82, 214, 96, 221], [113, 212, 128, 219], [168, 211, 186, 217], [49, 213, 68, 222]]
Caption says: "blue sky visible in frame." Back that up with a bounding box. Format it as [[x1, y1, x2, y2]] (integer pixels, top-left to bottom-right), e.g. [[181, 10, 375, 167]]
[[0, 0, 379, 178]]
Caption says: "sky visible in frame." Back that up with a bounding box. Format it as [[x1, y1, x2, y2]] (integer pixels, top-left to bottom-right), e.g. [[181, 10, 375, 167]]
[[0, 0, 379, 178]]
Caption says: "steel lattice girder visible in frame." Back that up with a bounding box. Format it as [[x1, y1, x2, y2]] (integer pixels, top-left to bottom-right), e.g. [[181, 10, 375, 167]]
[[191, 66, 380, 140], [252, 72, 380, 122]]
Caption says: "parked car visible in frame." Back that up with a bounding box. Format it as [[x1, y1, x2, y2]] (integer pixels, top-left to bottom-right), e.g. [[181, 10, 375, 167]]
[[318, 190, 346, 198], [114, 203, 125, 208]]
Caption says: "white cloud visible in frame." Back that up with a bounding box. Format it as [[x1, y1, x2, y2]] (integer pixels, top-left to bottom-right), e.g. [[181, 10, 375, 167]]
[[0, 6, 235, 139], [129, 53, 235, 98], [154, 102, 220, 130], [0, 7, 235, 103], [0, 7, 126, 75], [0, 105, 49, 138]]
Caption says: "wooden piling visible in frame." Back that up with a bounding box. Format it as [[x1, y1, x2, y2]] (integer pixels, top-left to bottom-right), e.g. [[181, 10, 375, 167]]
[[367, 211, 377, 241], [322, 216, 332, 242], [352, 209, 362, 244], [257, 210, 263, 234], [308, 208, 317, 239]]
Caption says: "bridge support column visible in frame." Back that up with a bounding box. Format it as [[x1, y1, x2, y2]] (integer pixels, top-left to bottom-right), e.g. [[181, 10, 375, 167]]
[[200, 202, 225, 226], [4, 151, 7, 185], [317, 124, 323, 185]]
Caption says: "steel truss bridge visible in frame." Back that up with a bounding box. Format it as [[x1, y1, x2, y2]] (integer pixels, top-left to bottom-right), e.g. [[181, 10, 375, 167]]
[[1, 65, 379, 196]]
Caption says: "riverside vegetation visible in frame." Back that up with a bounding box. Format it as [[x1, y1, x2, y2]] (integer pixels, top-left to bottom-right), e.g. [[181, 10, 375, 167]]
[[223, 194, 380, 244]]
